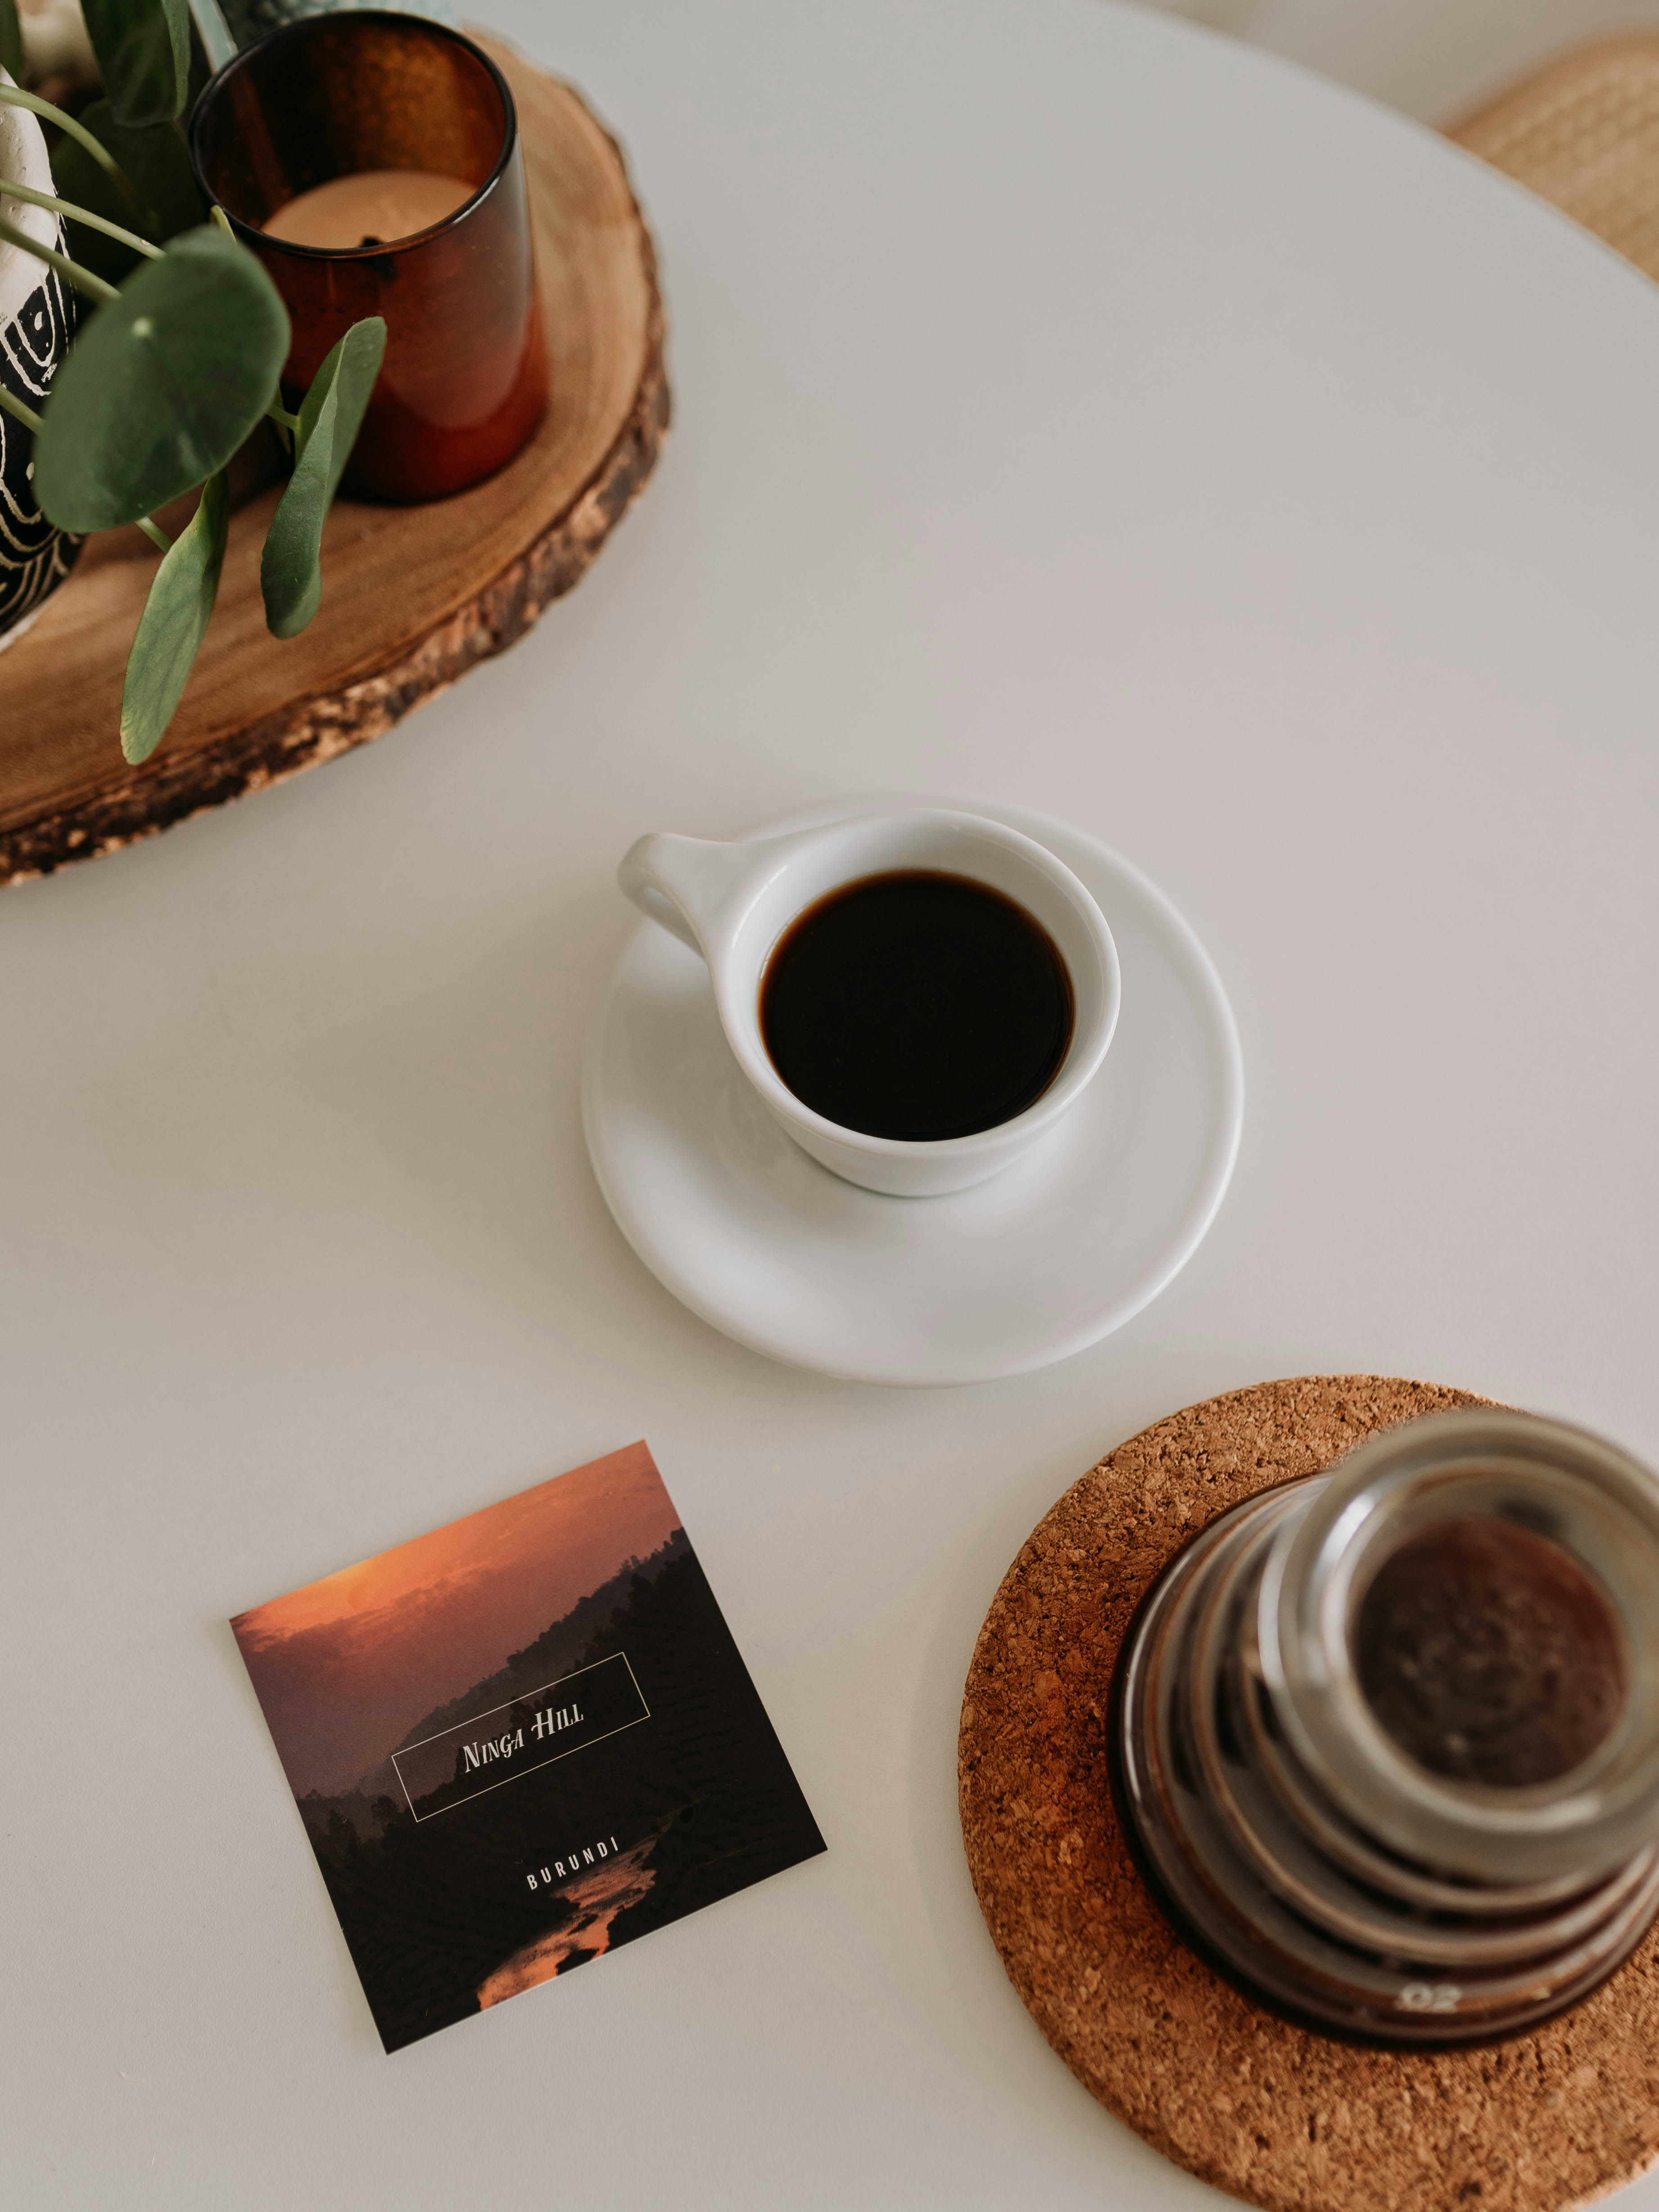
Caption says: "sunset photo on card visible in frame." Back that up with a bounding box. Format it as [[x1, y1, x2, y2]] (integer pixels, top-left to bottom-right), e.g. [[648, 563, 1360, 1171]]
[[232, 1443, 824, 2051]]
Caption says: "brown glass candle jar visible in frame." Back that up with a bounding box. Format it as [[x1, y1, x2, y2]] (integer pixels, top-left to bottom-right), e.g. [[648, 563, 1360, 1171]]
[[190, 11, 547, 502], [1113, 1409, 1659, 2044]]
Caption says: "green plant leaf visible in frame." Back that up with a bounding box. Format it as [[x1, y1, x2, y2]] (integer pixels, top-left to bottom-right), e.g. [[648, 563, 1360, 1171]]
[[121, 470, 228, 763], [52, 104, 202, 280], [35, 225, 289, 532], [0, 0, 24, 88], [260, 316, 385, 639], [81, 0, 190, 129]]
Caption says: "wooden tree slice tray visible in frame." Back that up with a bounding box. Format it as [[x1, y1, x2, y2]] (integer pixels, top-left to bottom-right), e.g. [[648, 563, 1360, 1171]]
[[960, 1377, 1659, 2212], [0, 32, 668, 885]]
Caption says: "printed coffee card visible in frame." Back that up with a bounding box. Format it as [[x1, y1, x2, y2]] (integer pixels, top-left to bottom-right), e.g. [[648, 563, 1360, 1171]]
[[232, 1443, 824, 2051]]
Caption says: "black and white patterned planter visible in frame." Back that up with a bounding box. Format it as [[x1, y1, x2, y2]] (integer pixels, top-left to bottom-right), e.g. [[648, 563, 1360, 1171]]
[[0, 75, 80, 653]]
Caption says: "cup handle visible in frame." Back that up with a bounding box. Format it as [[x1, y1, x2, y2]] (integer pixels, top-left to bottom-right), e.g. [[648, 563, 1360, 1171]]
[[618, 832, 744, 962]]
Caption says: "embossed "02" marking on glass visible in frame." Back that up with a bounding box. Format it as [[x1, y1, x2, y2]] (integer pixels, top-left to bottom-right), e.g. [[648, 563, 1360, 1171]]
[[1396, 1982, 1461, 2013]]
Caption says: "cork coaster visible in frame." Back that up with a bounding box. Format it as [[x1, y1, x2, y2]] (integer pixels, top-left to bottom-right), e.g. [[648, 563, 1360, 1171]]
[[958, 1376, 1659, 2212]]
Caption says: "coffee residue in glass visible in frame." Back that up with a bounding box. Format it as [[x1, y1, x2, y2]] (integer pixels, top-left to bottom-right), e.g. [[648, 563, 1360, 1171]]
[[1356, 1515, 1627, 1788]]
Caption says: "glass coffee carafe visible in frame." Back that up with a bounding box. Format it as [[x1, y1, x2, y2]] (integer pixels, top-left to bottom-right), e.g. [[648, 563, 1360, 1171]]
[[1113, 1408, 1659, 2043]]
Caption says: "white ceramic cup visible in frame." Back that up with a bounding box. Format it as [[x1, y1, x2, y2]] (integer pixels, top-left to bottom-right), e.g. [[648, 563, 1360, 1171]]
[[617, 808, 1121, 1197]]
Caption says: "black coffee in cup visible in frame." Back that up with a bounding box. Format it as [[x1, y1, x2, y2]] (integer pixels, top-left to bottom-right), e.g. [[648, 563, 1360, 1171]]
[[759, 870, 1074, 1142]]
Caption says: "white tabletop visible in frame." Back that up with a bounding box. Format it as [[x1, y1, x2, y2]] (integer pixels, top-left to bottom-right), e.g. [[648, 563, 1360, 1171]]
[[8, 1, 1659, 2204]]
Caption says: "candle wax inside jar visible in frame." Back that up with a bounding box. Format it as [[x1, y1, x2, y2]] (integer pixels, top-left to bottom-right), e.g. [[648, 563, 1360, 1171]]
[[261, 170, 475, 250]]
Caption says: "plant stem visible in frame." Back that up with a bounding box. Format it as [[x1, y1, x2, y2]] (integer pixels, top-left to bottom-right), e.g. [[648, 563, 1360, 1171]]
[[187, 0, 238, 74], [0, 384, 42, 434], [0, 85, 140, 210], [136, 517, 172, 552], [0, 180, 162, 261], [0, 216, 119, 305]]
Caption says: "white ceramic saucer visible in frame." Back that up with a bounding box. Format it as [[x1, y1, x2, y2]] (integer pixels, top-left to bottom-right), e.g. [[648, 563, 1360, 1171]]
[[582, 796, 1244, 1385]]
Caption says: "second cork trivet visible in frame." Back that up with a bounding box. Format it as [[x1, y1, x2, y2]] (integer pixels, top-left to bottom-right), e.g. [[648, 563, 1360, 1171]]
[[958, 1375, 1659, 2212]]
